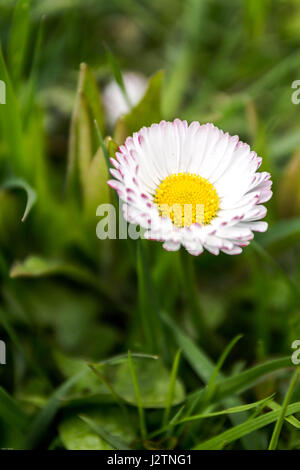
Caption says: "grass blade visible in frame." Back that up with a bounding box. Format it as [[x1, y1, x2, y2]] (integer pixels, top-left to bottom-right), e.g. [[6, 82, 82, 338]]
[[194, 401, 300, 450], [79, 415, 131, 450], [161, 311, 216, 383], [267, 400, 300, 429], [268, 368, 300, 450], [177, 394, 274, 424], [206, 335, 243, 400], [162, 349, 181, 427]]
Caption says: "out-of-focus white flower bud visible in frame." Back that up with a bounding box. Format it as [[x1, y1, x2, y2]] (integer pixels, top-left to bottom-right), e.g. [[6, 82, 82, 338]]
[[103, 72, 148, 126]]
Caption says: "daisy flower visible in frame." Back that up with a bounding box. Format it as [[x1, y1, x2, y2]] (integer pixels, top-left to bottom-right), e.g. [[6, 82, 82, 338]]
[[103, 72, 148, 126], [108, 120, 272, 256]]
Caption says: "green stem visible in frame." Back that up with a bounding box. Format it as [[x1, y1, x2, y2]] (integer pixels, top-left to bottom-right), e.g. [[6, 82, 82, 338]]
[[179, 249, 208, 344], [128, 351, 147, 440], [137, 240, 157, 352], [136, 240, 169, 359]]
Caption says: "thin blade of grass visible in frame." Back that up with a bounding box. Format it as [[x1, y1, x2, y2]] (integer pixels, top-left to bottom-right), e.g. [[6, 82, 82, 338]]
[[79, 415, 131, 450], [161, 311, 218, 383], [163, 311, 292, 403], [162, 312, 289, 448], [268, 367, 300, 450], [194, 401, 300, 450], [267, 400, 300, 429], [177, 394, 274, 424], [188, 356, 291, 407], [90, 352, 158, 367], [181, 334, 243, 429], [162, 349, 181, 427], [206, 334, 243, 401], [151, 395, 274, 438]]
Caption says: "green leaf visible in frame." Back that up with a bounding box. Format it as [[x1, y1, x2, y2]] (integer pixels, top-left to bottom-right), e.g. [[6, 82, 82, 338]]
[[0, 44, 24, 171], [77, 93, 93, 191], [194, 401, 300, 450], [54, 352, 160, 405], [59, 409, 135, 450], [10, 255, 96, 285], [66, 63, 106, 196], [83, 65, 105, 134], [66, 63, 87, 190], [24, 370, 88, 449], [80, 415, 131, 450], [21, 15, 44, 123], [8, 0, 31, 83], [54, 352, 107, 397], [2, 177, 36, 221], [92, 356, 185, 409], [0, 387, 28, 431], [83, 139, 111, 218], [260, 218, 300, 248]]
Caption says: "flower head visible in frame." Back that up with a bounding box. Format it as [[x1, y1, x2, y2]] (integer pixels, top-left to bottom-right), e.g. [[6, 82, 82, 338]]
[[103, 72, 148, 126], [108, 120, 272, 256]]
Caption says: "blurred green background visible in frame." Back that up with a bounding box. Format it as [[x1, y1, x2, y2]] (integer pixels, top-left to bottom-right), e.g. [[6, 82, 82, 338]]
[[0, 0, 300, 450]]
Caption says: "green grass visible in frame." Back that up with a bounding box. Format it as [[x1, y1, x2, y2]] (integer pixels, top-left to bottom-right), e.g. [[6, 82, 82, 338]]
[[0, 0, 300, 450]]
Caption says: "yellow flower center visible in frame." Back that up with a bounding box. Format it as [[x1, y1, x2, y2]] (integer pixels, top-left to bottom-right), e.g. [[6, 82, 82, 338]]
[[154, 172, 219, 227]]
